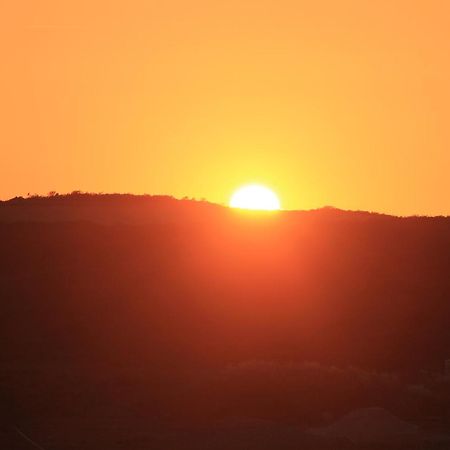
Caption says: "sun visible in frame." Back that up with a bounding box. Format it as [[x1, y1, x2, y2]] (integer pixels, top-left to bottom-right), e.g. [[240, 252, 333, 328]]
[[229, 184, 281, 211]]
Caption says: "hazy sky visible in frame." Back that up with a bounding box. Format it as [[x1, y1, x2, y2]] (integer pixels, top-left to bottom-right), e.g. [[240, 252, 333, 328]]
[[1, 0, 450, 215]]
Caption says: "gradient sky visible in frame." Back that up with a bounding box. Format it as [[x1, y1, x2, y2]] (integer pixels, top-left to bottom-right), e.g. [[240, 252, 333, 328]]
[[1, 0, 450, 215]]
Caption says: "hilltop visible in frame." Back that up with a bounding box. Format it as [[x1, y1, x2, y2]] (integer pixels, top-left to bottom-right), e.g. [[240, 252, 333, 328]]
[[1, 192, 445, 223], [0, 193, 449, 449]]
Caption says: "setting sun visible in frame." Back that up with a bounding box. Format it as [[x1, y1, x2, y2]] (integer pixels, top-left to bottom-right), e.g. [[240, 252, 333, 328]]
[[229, 184, 281, 211]]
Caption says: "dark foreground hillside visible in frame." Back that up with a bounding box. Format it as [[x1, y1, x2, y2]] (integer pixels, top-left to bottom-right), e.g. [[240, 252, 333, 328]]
[[0, 194, 449, 449]]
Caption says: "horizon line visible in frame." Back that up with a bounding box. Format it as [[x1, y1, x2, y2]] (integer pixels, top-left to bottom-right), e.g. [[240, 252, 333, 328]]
[[1, 191, 448, 219]]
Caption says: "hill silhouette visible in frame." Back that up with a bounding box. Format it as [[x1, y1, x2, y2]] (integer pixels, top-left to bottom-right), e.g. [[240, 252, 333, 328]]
[[0, 193, 449, 449]]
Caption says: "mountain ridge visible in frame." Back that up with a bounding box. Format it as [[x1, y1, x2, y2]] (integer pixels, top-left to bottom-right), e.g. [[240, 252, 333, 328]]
[[1, 192, 448, 223]]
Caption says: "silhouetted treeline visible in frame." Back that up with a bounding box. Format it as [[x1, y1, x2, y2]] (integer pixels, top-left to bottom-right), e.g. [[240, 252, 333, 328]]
[[0, 194, 448, 449]]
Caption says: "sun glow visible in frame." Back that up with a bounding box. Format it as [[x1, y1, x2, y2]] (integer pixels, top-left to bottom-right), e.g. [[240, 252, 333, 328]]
[[229, 184, 281, 211]]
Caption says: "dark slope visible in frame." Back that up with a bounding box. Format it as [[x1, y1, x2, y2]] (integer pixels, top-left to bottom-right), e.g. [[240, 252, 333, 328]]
[[1, 194, 449, 370], [0, 194, 449, 448]]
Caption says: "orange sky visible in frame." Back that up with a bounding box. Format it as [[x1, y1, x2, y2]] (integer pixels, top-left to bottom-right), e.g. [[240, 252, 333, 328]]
[[1, 0, 449, 215]]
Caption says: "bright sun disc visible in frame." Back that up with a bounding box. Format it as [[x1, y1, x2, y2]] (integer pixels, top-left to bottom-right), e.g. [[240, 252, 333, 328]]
[[229, 184, 281, 211]]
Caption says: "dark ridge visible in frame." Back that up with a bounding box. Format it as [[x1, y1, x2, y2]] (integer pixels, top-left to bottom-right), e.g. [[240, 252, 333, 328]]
[[0, 192, 449, 449]]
